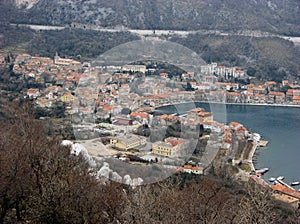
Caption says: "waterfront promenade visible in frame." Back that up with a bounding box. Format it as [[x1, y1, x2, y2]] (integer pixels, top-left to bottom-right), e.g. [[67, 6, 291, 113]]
[[246, 141, 258, 172], [155, 101, 300, 112]]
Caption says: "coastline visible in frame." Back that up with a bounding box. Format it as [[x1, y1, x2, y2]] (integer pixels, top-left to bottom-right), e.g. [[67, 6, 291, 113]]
[[198, 101, 300, 108], [155, 101, 300, 111], [156, 101, 299, 183]]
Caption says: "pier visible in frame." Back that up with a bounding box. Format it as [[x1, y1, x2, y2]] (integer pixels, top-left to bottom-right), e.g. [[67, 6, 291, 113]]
[[258, 140, 268, 147], [276, 179, 296, 190]]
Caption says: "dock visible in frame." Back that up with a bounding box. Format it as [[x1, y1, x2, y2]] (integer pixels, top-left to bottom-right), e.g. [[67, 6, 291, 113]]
[[258, 140, 268, 147], [276, 179, 295, 190]]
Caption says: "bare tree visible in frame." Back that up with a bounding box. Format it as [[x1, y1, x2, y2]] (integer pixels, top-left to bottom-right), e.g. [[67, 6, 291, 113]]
[[235, 182, 278, 224], [0, 103, 125, 223]]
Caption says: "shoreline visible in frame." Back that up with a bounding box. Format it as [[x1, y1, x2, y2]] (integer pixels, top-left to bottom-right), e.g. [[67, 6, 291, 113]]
[[198, 101, 300, 108], [155, 101, 300, 111], [155, 101, 297, 183]]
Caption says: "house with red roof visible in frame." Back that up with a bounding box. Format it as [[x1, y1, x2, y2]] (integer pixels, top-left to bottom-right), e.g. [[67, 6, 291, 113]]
[[271, 184, 300, 208], [268, 91, 285, 103], [292, 96, 300, 105], [187, 107, 213, 122], [112, 116, 133, 126], [27, 88, 40, 99], [152, 137, 188, 157], [286, 89, 294, 102], [226, 92, 241, 103], [229, 121, 243, 131]]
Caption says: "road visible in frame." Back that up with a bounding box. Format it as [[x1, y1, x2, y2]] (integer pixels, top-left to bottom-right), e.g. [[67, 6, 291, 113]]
[[11, 23, 300, 45]]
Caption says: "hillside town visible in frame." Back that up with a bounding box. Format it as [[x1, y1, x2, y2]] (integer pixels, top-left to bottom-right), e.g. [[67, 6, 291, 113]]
[[1, 0, 300, 222], [1, 53, 300, 208], [2, 53, 300, 111]]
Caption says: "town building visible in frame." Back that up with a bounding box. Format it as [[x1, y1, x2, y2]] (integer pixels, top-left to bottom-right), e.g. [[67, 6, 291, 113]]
[[54, 52, 81, 68], [200, 63, 246, 79], [152, 141, 177, 156], [292, 96, 300, 105], [112, 116, 133, 126], [183, 165, 203, 174], [187, 108, 213, 122], [110, 134, 146, 150], [122, 65, 146, 74], [272, 193, 299, 209], [268, 91, 285, 104], [271, 184, 300, 209], [152, 137, 188, 157]]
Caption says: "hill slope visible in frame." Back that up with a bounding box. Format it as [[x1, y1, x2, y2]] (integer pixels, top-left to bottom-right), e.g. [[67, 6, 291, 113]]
[[2, 0, 300, 35]]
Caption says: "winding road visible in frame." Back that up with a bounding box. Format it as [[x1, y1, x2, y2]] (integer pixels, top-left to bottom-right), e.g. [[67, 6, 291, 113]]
[[11, 23, 300, 46]]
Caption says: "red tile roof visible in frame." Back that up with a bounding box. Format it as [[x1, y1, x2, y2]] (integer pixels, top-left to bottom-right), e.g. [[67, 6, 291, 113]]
[[271, 184, 300, 199], [229, 121, 240, 127], [293, 96, 300, 101], [269, 91, 285, 97], [183, 165, 192, 169], [266, 81, 277, 85], [130, 112, 149, 118]]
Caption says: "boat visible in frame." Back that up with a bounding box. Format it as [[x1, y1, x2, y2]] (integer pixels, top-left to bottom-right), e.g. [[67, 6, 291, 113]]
[[256, 168, 269, 175], [291, 181, 300, 186], [253, 133, 261, 142], [277, 176, 285, 180], [268, 177, 276, 182]]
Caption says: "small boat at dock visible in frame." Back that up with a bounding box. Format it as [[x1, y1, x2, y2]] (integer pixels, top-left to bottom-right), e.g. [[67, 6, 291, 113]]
[[277, 176, 285, 180], [291, 181, 300, 186], [268, 177, 276, 182], [255, 168, 269, 175]]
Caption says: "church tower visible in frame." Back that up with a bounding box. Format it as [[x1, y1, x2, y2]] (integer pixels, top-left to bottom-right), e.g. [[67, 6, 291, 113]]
[[54, 52, 60, 64]]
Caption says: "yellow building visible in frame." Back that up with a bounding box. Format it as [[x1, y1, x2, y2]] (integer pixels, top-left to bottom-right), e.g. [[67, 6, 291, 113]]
[[54, 53, 81, 68], [272, 193, 299, 209], [110, 135, 146, 150], [152, 141, 177, 156], [60, 93, 75, 103], [152, 137, 189, 157]]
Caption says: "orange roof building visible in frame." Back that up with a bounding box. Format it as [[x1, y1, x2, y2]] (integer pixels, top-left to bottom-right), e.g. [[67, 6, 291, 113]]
[[271, 184, 300, 200], [130, 112, 149, 119]]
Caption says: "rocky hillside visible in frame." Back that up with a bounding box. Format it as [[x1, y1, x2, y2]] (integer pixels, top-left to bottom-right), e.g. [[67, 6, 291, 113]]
[[0, 0, 299, 80], [14, 0, 39, 9], [2, 0, 300, 35]]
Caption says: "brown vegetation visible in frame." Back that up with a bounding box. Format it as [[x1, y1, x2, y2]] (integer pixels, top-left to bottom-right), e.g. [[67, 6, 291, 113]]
[[0, 104, 125, 223]]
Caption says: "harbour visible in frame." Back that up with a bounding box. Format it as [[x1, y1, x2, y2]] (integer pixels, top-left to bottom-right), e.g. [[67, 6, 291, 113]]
[[204, 102, 300, 184], [158, 102, 300, 184]]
